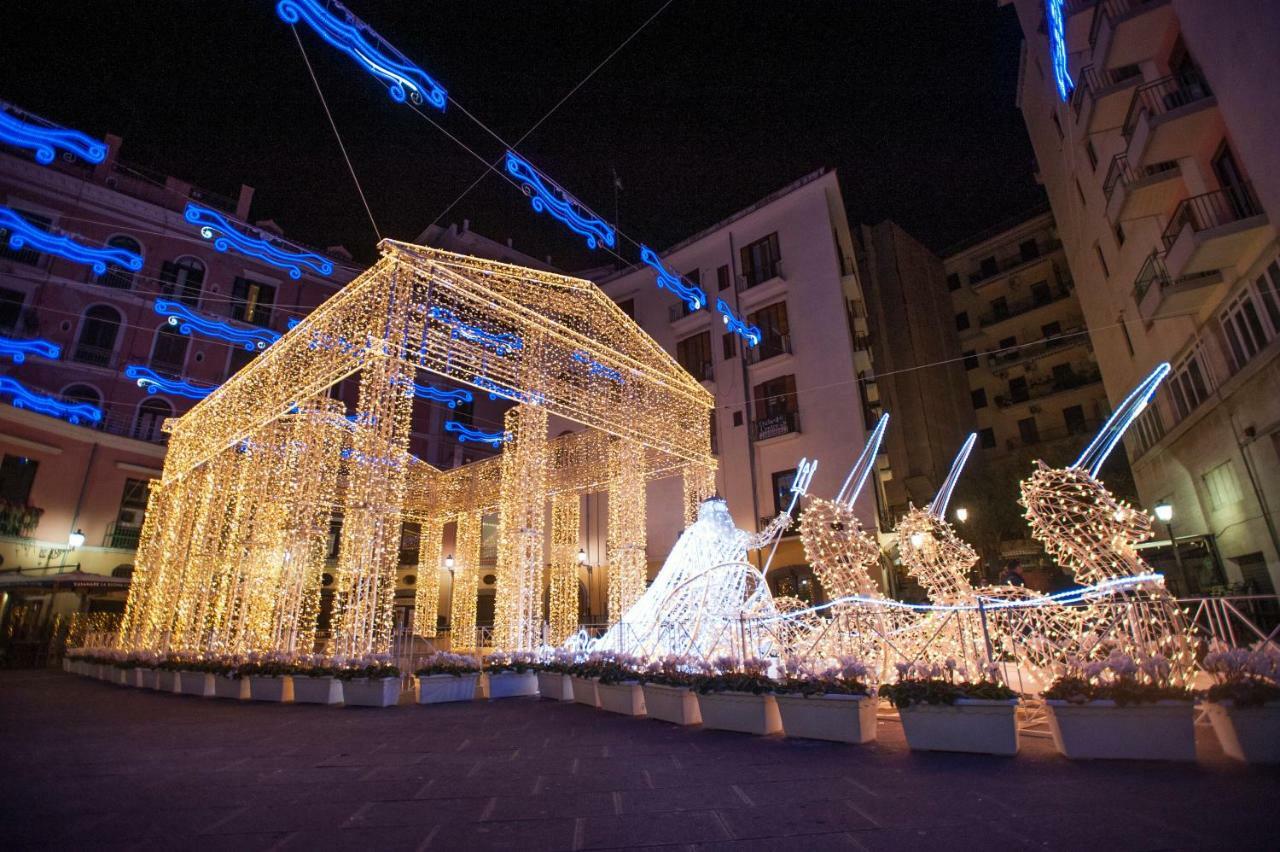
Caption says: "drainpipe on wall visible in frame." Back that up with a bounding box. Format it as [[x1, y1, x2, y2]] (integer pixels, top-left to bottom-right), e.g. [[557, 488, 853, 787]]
[[1229, 413, 1280, 571]]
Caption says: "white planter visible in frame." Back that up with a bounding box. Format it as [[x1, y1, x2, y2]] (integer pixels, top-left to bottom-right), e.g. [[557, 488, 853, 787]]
[[114, 667, 134, 687], [139, 668, 159, 690], [598, 682, 646, 716], [537, 671, 573, 701], [292, 676, 343, 705], [62, 658, 72, 673], [94, 664, 109, 681], [416, 673, 479, 704], [178, 671, 213, 697], [571, 676, 600, 708], [157, 670, 180, 692], [697, 691, 782, 735], [249, 676, 293, 702], [487, 671, 538, 699], [343, 677, 400, 708], [776, 693, 879, 744], [213, 675, 248, 700], [1045, 699, 1194, 761], [1204, 701, 1280, 764], [643, 683, 702, 726], [898, 699, 1019, 755]]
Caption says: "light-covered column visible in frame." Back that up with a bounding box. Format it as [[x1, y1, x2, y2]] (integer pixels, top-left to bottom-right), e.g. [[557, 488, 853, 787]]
[[494, 403, 550, 650], [682, 462, 717, 527], [412, 517, 444, 638], [548, 491, 581, 645], [449, 511, 483, 651], [607, 438, 647, 627]]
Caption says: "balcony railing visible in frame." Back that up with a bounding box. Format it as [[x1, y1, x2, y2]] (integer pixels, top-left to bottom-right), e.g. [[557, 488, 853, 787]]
[[71, 343, 115, 368], [745, 333, 792, 364], [977, 286, 1072, 328], [995, 367, 1102, 408], [1102, 155, 1178, 206], [1072, 63, 1143, 116], [737, 259, 784, 292], [987, 327, 1087, 370], [103, 523, 142, 550], [966, 241, 1060, 286], [1121, 72, 1213, 141], [679, 359, 714, 382], [1088, 0, 1163, 49], [668, 301, 708, 323], [1161, 183, 1264, 250], [752, 411, 800, 441]]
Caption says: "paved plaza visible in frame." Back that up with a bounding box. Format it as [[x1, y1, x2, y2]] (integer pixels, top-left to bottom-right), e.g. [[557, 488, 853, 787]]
[[2, 671, 1278, 850]]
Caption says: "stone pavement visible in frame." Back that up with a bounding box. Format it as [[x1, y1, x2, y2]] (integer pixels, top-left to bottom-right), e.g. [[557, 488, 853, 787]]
[[2, 671, 1278, 851]]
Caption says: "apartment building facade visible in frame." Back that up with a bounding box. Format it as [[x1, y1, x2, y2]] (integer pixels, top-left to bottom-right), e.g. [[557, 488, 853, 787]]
[[1007, 0, 1280, 592]]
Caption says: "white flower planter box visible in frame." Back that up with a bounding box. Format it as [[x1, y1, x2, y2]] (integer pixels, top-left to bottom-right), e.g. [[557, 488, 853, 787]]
[[213, 675, 248, 700], [61, 658, 72, 673], [571, 676, 600, 708], [416, 673, 479, 704], [537, 671, 573, 701], [776, 693, 879, 744], [598, 682, 646, 716], [179, 671, 213, 697], [114, 667, 134, 687], [292, 676, 343, 705], [157, 670, 179, 692], [698, 691, 782, 735], [249, 675, 293, 702], [343, 677, 400, 708], [1045, 699, 1194, 761], [642, 683, 702, 726], [139, 668, 159, 690], [95, 664, 110, 681], [898, 699, 1019, 755], [488, 671, 538, 699], [1204, 701, 1280, 764]]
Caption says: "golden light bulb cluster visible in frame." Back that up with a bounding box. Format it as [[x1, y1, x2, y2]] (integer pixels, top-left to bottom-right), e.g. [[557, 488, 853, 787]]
[[607, 438, 648, 624], [548, 491, 582, 645], [449, 511, 483, 650], [411, 518, 444, 638]]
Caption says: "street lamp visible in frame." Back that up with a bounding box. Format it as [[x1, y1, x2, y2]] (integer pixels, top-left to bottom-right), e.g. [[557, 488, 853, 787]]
[[577, 548, 587, 564], [1153, 502, 1183, 572], [68, 529, 85, 549], [444, 553, 454, 571], [1153, 502, 1173, 524], [955, 506, 969, 523]]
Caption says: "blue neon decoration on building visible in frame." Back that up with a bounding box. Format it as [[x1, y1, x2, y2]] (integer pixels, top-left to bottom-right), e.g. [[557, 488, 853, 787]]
[[0, 335, 60, 363], [287, 317, 301, 330], [428, 306, 523, 355], [444, 420, 510, 448], [276, 0, 447, 110], [505, 152, 616, 251], [184, 204, 333, 280], [0, 206, 143, 275], [1046, 0, 1074, 102], [1074, 362, 1171, 477], [124, 365, 217, 400], [413, 382, 473, 408], [0, 101, 108, 165], [154, 299, 282, 351], [571, 350, 624, 384], [0, 376, 102, 425], [639, 246, 706, 313], [471, 375, 545, 406], [715, 298, 761, 347]]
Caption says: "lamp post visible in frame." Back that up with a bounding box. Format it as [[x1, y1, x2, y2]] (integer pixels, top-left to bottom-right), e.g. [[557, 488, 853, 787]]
[[1153, 502, 1183, 572], [955, 506, 969, 524]]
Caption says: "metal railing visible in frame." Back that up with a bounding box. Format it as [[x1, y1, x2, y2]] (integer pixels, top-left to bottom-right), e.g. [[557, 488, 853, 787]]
[[102, 523, 142, 550], [751, 410, 800, 441], [1072, 63, 1143, 116], [987, 326, 1087, 369], [736, 259, 784, 292], [70, 343, 115, 368], [744, 333, 792, 364], [1121, 71, 1213, 141], [1161, 183, 1265, 250], [977, 286, 1072, 328], [995, 366, 1102, 408], [966, 240, 1060, 286], [668, 301, 707, 323], [678, 359, 713, 382]]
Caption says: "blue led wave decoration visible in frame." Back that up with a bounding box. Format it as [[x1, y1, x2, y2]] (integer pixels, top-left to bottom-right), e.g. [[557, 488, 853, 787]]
[[413, 382, 473, 408], [0, 206, 143, 275], [571, 350, 624, 384], [1046, 0, 1074, 102], [0, 102, 108, 165], [185, 204, 333, 280], [0, 376, 102, 425], [472, 375, 545, 406], [0, 335, 60, 363], [428, 306, 523, 355], [124, 366, 217, 400], [716, 299, 761, 347], [505, 152, 616, 250], [444, 420, 509, 448], [155, 299, 282, 351], [276, 0, 447, 110], [640, 246, 706, 312]]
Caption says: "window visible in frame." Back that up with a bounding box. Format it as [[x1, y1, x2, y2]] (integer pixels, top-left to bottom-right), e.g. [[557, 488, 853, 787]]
[[979, 256, 998, 279], [0, 287, 24, 331], [1119, 314, 1135, 356], [1019, 239, 1040, 262], [62, 383, 102, 415], [752, 374, 798, 438], [0, 455, 38, 505], [616, 298, 634, 319], [1041, 321, 1062, 340], [1009, 376, 1029, 403], [453, 399, 475, 426], [999, 336, 1016, 351], [684, 268, 701, 287], [1076, 179, 1088, 207], [226, 346, 256, 378], [1094, 244, 1109, 278], [1255, 261, 1280, 331], [73, 305, 122, 366], [1131, 405, 1165, 456], [1031, 280, 1052, 305], [133, 398, 173, 442], [1219, 289, 1271, 373], [1018, 417, 1040, 446], [709, 410, 718, 455], [722, 332, 737, 360], [955, 311, 970, 331], [96, 236, 141, 290], [747, 301, 790, 360], [946, 273, 961, 292], [231, 276, 275, 327], [962, 350, 978, 371], [772, 469, 797, 514], [0, 208, 51, 265], [1114, 222, 1126, 247], [115, 477, 151, 531], [990, 297, 1009, 320], [978, 427, 996, 449], [1169, 349, 1211, 421], [739, 232, 781, 288], [1203, 461, 1243, 510], [1085, 139, 1098, 171], [717, 264, 730, 291], [159, 257, 205, 307], [732, 410, 743, 427], [971, 388, 988, 409], [1063, 404, 1088, 435], [149, 325, 189, 376], [676, 331, 713, 381], [1052, 363, 1077, 386]]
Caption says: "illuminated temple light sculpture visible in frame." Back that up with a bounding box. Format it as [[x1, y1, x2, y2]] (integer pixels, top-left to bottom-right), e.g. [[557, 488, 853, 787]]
[[548, 491, 582, 645], [0, 206, 142, 275], [276, 0, 448, 109], [505, 151, 617, 251], [494, 402, 550, 650], [125, 366, 217, 400], [896, 433, 981, 603], [0, 99, 108, 165], [0, 335, 60, 363], [154, 299, 281, 351], [449, 511, 483, 650], [716, 298, 762, 348], [411, 517, 444, 638], [640, 246, 707, 313], [185, 203, 334, 280], [0, 376, 102, 425]]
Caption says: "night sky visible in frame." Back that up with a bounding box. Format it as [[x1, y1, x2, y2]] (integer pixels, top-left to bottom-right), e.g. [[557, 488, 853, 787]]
[[5, 0, 1044, 269]]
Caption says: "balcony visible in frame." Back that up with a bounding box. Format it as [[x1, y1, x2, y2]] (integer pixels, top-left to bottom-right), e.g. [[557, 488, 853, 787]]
[[1161, 184, 1271, 278], [1132, 251, 1224, 325], [668, 301, 709, 324], [736, 259, 784, 293], [1103, 155, 1183, 223], [965, 241, 1060, 287], [752, 411, 800, 442], [1001, 419, 1104, 454], [977, 285, 1072, 329], [1122, 72, 1218, 168], [995, 366, 1102, 409], [987, 328, 1089, 373], [71, 343, 116, 368], [745, 333, 792, 365], [103, 523, 142, 550], [1072, 64, 1142, 134], [1089, 0, 1174, 72], [679, 359, 714, 383]]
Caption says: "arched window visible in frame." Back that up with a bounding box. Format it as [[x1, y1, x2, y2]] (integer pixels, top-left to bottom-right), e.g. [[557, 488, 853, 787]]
[[62, 383, 102, 408], [112, 564, 134, 579], [132, 397, 173, 443], [73, 305, 122, 366], [159, 256, 204, 307], [149, 324, 189, 377], [97, 236, 142, 290]]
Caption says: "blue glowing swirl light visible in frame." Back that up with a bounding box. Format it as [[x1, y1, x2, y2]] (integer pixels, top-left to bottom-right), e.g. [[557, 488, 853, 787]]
[[715, 298, 762, 347], [471, 375, 545, 406], [640, 246, 706, 313], [0, 335, 60, 364], [0, 376, 102, 425], [276, 0, 447, 110], [571, 350, 624, 384], [413, 382, 473, 407], [444, 420, 510, 448], [125, 365, 217, 400], [0, 206, 143, 275], [1046, 0, 1074, 102], [428, 306, 523, 355], [505, 152, 616, 250], [184, 204, 333, 280], [154, 299, 282, 351], [1074, 362, 1171, 477], [0, 101, 108, 165]]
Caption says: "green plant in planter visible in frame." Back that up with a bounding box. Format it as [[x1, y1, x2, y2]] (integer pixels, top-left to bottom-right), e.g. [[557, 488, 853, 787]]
[[484, 651, 538, 674], [879, 658, 1016, 708], [1042, 648, 1191, 706], [641, 655, 709, 688], [596, 654, 645, 686], [775, 655, 873, 698], [336, 653, 400, 680], [696, 656, 775, 695], [415, 651, 480, 677], [1201, 642, 1280, 707]]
